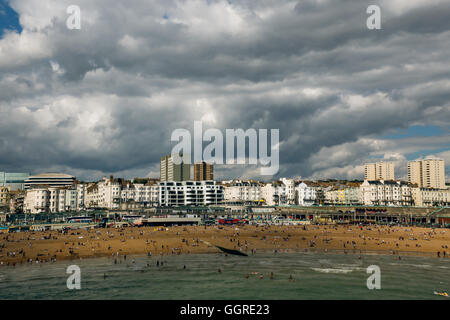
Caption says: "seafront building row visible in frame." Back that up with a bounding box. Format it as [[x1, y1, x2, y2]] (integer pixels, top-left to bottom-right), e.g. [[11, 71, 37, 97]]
[[0, 157, 448, 214], [1, 176, 448, 214]]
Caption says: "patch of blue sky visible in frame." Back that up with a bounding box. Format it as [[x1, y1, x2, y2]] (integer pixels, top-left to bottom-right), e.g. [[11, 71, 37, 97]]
[[405, 148, 450, 161], [381, 125, 444, 140], [0, 0, 22, 38]]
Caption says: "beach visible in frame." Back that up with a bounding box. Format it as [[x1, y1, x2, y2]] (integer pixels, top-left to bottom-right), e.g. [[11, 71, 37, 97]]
[[1, 224, 449, 266]]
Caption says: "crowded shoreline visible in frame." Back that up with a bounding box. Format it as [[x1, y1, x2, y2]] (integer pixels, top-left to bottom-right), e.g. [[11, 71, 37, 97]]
[[1, 224, 449, 267]]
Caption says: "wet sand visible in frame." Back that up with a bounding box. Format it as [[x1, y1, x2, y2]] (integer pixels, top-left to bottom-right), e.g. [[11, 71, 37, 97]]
[[1, 224, 449, 266]]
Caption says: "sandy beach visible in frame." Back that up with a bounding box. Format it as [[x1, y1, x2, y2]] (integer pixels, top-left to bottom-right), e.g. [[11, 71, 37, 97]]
[[1, 224, 449, 266]]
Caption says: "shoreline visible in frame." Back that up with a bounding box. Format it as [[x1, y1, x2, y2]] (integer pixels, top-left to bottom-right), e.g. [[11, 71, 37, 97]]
[[1, 224, 449, 267], [0, 248, 445, 270]]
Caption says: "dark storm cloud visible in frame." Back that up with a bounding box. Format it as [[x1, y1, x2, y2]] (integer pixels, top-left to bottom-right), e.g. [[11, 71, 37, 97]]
[[0, 0, 449, 180]]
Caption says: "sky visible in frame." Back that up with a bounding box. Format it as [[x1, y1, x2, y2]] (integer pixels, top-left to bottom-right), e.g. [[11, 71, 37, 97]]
[[0, 0, 449, 182]]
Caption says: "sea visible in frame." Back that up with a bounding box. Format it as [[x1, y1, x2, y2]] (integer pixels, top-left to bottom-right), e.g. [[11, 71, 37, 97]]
[[0, 251, 449, 299]]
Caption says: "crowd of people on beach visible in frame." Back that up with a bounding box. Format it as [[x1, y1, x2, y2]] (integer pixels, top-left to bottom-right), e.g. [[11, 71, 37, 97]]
[[1, 223, 449, 268]]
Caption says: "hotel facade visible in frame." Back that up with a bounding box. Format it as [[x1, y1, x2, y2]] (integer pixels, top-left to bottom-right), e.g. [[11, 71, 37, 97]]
[[359, 180, 412, 206], [159, 181, 223, 207], [223, 180, 262, 202], [24, 187, 78, 214]]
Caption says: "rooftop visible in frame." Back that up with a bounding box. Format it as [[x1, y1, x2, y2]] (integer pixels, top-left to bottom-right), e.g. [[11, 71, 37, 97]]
[[27, 173, 75, 179]]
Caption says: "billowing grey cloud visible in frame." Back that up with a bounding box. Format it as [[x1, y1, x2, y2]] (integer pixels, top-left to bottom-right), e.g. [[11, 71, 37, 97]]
[[0, 0, 449, 182]]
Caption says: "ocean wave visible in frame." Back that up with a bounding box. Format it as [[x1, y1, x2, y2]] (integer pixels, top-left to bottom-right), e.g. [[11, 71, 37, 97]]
[[311, 267, 353, 274], [412, 264, 432, 268], [405, 264, 432, 269], [388, 263, 433, 269]]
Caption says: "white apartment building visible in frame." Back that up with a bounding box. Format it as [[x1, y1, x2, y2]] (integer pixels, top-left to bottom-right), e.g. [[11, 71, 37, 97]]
[[24, 187, 78, 213], [324, 188, 339, 205], [280, 178, 296, 204], [223, 180, 262, 202], [261, 182, 281, 206], [325, 187, 360, 206], [411, 187, 450, 207], [23, 177, 161, 212], [49, 188, 78, 213], [159, 181, 223, 207], [0, 186, 9, 207], [24, 188, 48, 214], [344, 187, 360, 205], [261, 179, 294, 206], [85, 177, 161, 209], [359, 180, 411, 206], [295, 182, 316, 206], [76, 183, 86, 211], [85, 177, 123, 209], [120, 183, 159, 206]]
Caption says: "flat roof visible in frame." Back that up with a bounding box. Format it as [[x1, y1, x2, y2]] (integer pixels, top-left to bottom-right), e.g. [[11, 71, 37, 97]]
[[27, 173, 75, 179]]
